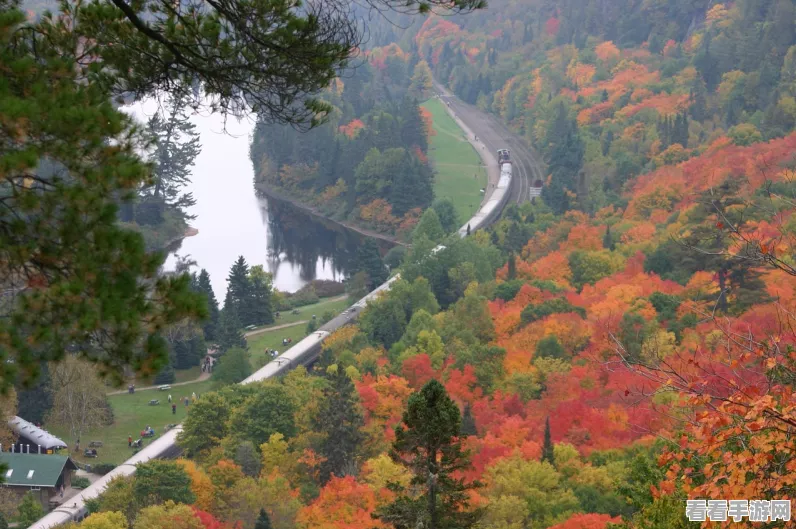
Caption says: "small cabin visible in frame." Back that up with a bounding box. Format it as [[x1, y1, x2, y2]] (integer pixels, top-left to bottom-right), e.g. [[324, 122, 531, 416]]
[[0, 453, 78, 511]]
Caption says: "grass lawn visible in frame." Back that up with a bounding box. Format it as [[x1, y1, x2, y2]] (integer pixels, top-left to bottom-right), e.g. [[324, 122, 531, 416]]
[[246, 295, 350, 331], [422, 98, 487, 223], [47, 379, 215, 465]]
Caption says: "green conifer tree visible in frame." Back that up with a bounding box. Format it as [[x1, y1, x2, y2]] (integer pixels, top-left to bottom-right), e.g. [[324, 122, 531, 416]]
[[374, 380, 481, 529], [461, 403, 477, 437], [218, 292, 247, 352], [255, 509, 273, 529], [197, 269, 220, 341], [314, 366, 365, 484], [355, 239, 388, 290], [226, 256, 253, 326], [542, 416, 555, 466], [507, 253, 517, 280], [603, 225, 615, 251]]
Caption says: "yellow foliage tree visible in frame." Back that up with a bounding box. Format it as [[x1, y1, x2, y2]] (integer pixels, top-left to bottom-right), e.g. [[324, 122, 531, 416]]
[[133, 502, 203, 529], [361, 454, 412, 492], [79, 511, 127, 529]]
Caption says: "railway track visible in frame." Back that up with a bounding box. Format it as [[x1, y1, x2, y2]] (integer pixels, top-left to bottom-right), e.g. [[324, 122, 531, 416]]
[[434, 82, 546, 205]]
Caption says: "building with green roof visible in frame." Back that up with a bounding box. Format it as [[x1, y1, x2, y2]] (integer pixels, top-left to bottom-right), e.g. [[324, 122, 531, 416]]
[[0, 453, 77, 511]]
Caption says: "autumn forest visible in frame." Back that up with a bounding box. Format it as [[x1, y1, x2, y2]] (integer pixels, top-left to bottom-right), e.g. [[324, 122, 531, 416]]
[[2, 1, 796, 529]]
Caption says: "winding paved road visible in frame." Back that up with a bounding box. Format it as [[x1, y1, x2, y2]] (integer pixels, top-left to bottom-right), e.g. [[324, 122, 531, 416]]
[[434, 82, 546, 205]]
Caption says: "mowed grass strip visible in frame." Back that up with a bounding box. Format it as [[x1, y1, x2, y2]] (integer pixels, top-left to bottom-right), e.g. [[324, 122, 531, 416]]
[[422, 98, 487, 223]]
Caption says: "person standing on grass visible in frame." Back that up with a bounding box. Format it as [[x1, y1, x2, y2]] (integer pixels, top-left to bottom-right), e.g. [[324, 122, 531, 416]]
[[128, 435, 132, 447], [168, 394, 172, 403], [172, 404, 177, 415]]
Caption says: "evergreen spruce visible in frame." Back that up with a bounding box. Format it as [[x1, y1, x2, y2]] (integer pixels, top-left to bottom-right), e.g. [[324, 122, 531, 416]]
[[141, 94, 201, 221], [542, 416, 555, 465], [461, 403, 477, 437], [373, 380, 481, 529], [314, 366, 365, 484], [218, 292, 247, 352], [507, 253, 517, 280], [255, 509, 273, 529], [542, 103, 584, 215], [603, 225, 615, 251], [354, 239, 388, 290], [248, 265, 275, 326], [226, 256, 253, 326], [197, 269, 220, 341]]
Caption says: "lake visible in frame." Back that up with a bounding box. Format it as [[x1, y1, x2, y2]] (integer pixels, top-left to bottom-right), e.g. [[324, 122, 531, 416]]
[[126, 100, 389, 303]]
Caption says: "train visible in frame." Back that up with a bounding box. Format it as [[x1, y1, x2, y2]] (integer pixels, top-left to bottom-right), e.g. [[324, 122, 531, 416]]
[[26, 148, 513, 529]]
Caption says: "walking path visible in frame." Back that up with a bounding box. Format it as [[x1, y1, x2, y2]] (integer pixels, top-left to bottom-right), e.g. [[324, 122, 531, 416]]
[[105, 371, 211, 395]]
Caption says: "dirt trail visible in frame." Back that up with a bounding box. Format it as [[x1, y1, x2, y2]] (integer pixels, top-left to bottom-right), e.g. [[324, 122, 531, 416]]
[[243, 319, 307, 338]]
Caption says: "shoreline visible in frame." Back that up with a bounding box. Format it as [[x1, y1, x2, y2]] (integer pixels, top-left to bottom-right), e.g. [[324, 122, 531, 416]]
[[255, 184, 410, 247]]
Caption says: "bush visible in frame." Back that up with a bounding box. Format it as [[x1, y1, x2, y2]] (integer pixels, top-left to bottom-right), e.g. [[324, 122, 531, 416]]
[[288, 285, 319, 307], [72, 476, 91, 489], [306, 319, 318, 333], [307, 280, 345, 298], [154, 364, 176, 384], [92, 463, 117, 475], [493, 280, 524, 302]]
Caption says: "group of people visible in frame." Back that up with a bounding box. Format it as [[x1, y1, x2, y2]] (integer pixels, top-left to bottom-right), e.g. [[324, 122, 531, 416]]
[[265, 349, 279, 358], [165, 392, 199, 413], [201, 357, 214, 373]]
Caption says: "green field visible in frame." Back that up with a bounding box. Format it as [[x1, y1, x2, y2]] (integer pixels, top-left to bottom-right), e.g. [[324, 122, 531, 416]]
[[422, 98, 488, 223], [49, 379, 215, 465], [246, 295, 350, 331]]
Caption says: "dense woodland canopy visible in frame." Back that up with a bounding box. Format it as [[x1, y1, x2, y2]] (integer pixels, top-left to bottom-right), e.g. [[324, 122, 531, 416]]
[[3, 1, 796, 529]]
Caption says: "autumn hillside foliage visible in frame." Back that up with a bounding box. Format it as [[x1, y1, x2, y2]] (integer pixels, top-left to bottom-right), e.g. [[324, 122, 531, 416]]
[[72, 2, 796, 529]]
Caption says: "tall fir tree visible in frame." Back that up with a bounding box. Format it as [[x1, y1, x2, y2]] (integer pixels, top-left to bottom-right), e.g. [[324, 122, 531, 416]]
[[218, 291, 247, 352], [507, 253, 517, 280], [254, 509, 273, 529], [248, 265, 275, 326], [542, 103, 584, 215], [542, 416, 555, 465], [461, 403, 477, 437], [373, 380, 481, 529], [355, 239, 388, 290], [226, 256, 253, 326], [603, 225, 615, 251], [142, 93, 202, 220], [314, 366, 365, 484], [400, 98, 428, 154], [197, 269, 220, 341]]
